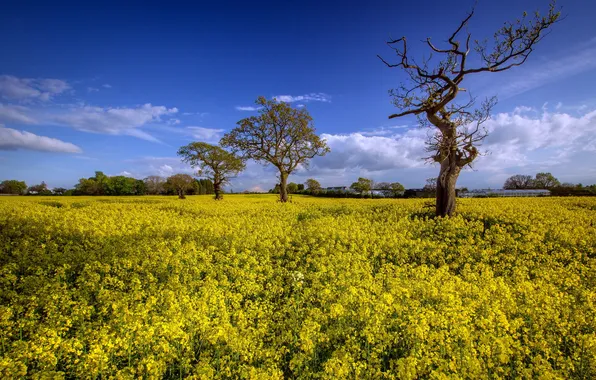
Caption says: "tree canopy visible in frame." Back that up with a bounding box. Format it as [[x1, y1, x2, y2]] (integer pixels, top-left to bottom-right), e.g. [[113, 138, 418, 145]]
[[221, 96, 329, 202], [178, 142, 245, 200], [350, 177, 373, 195], [305, 179, 322, 192], [0, 180, 27, 195], [166, 174, 195, 199]]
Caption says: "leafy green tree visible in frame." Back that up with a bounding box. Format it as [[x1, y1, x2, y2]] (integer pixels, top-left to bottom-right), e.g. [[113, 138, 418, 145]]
[[287, 182, 299, 194], [379, 2, 560, 216], [178, 142, 246, 200], [92, 171, 109, 195], [75, 178, 101, 195], [350, 177, 373, 196], [134, 180, 147, 195], [376, 181, 405, 197], [106, 176, 137, 195], [305, 178, 322, 192], [534, 172, 560, 189], [166, 174, 195, 199], [270, 184, 281, 194], [221, 96, 329, 202], [0, 180, 27, 195]]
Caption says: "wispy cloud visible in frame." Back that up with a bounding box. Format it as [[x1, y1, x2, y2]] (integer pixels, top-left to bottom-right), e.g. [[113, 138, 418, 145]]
[[235, 106, 261, 111], [48, 103, 178, 142], [124, 156, 194, 177], [0, 104, 37, 124], [0, 101, 179, 142], [273, 93, 331, 103], [0, 75, 70, 102], [102, 84, 112, 89], [186, 126, 225, 142], [490, 38, 596, 99], [357, 124, 409, 137], [0, 124, 82, 153]]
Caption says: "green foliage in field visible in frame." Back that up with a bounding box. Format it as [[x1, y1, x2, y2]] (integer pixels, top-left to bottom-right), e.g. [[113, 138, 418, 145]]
[[0, 195, 594, 378]]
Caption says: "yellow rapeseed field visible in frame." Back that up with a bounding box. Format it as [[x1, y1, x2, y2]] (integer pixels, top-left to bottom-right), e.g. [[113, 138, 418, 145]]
[[0, 195, 594, 379]]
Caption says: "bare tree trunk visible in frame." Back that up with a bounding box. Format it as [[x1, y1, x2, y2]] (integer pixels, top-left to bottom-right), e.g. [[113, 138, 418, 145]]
[[214, 181, 223, 200], [279, 172, 289, 202], [436, 152, 461, 217], [178, 189, 186, 199]]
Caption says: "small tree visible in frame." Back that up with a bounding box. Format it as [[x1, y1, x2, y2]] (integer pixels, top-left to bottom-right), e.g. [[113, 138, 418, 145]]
[[27, 181, 51, 195], [52, 187, 67, 196], [287, 182, 299, 194], [423, 178, 438, 192], [221, 96, 329, 202], [305, 178, 322, 193], [504, 174, 534, 189], [534, 172, 560, 189], [350, 177, 373, 196], [377, 182, 405, 198], [0, 180, 27, 195], [178, 142, 245, 200], [166, 174, 194, 199], [379, 2, 560, 216]]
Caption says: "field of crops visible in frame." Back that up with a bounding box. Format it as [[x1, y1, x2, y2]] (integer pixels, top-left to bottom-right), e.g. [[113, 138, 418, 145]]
[[0, 195, 595, 378]]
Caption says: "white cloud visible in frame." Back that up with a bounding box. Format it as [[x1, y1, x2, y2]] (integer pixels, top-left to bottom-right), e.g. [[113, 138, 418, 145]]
[[119, 171, 132, 176], [0, 104, 37, 124], [102, 84, 112, 88], [273, 93, 331, 103], [0, 124, 82, 153], [87, 87, 100, 93], [231, 106, 596, 190], [124, 156, 194, 178], [313, 129, 427, 172], [46, 103, 178, 141], [235, 106, 260, 111], [186, 126, 224, 142], [476, 108, 596, 172], [0, 75, 70, 101]]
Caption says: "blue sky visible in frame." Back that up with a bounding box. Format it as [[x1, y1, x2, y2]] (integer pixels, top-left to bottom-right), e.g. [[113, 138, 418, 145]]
[[1, 0, 596, 191]]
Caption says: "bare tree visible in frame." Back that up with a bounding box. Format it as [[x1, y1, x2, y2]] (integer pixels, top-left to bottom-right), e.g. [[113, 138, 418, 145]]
[[177, 142, 245, 200], [221, 96, 329, 202], [503, 174, 535, 189], [379, 2, 560, 216], [144, 175, 166, 195]]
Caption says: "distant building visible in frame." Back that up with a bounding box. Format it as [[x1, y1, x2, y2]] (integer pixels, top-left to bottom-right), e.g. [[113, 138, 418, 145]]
[[459, 189, 550, 198]]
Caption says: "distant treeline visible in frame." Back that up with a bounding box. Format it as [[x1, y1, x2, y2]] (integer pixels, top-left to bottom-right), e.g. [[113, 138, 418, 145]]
[[0, 172, 215, 196], [1, 171, 595, 197]]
